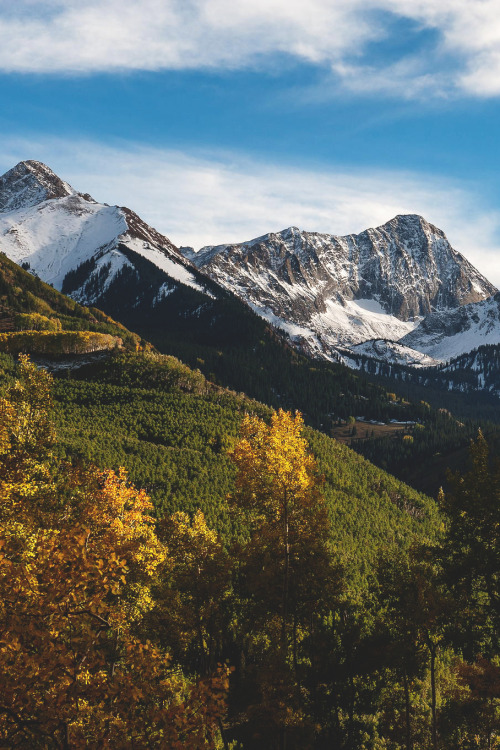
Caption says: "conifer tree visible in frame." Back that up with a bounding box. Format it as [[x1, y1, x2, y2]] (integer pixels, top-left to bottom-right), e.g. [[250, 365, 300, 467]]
[[440, 430, 500, 653]]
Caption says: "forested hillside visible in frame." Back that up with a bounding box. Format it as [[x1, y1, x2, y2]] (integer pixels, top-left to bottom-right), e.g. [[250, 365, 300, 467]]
[[354, 346, 500, 423], [42, 351, 437, 584], [1, 355, 499, 748], [0, 251, 141, 352]]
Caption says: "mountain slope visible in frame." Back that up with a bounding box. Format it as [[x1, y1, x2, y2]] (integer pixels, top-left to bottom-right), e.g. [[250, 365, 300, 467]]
[[0, 160, 209, 301], [44, 350, 439, 584], [345, 293, 500, 370], [185, 216, 496, 357], [0, 249, 141, 353], [0, 161, 277, 366]]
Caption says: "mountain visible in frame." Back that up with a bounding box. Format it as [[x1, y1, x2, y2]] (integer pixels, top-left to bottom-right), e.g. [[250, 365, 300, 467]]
[[353, 341, 500, 401], [1, 160, 498, 404], [185, 216, 497, 361], [0, 161, 393, 427], [343, 293, 500, 366], [0, 160, 209, 301], [0, 160, 273, 367]]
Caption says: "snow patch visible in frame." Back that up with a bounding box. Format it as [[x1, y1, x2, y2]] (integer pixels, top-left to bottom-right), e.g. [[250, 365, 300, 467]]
[[0, 195, 127, 289], [353, 298, 387, 315], [152, 282, 175, 305], [123, 235, 211, 296]]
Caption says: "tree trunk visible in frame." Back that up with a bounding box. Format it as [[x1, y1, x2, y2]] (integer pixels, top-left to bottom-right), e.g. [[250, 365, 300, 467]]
[[293, 613, 298, 675], [282, 492, 289, 655], [218, 718, 231, 750], [280, 492, 289, 750]]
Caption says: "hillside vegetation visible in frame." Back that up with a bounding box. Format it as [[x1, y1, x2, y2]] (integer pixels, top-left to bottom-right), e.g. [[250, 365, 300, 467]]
[[44, 351, 439, 584], [0, 251, 141, 352], [1, 355, 499, 748]]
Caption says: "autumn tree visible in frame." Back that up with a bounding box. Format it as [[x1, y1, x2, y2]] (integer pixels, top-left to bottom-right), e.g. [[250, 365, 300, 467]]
[[154, 508, 233, 675], [0, 356, 229, 749], [229, 409, 343, 749]]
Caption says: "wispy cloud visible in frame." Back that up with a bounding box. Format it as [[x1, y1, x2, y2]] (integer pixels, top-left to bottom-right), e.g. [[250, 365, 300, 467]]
[[1, 1, 500, 98], [0, 0, 500, 96], [1, 136, 498, 286]]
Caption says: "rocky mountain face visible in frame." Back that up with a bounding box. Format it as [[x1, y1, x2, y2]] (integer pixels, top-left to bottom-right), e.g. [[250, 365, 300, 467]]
[[185, 216, 498, 363], [189, 216, 493, 318], [1, 160, 499, 397], [400, 292, 500, 359], [0, 160, 74, 212]]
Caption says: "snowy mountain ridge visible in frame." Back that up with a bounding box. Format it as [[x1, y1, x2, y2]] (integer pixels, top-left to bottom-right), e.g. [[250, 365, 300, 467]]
[[0, 160, 499, 394], [0, 160, 210, 303], [185, 217, 498, 365]]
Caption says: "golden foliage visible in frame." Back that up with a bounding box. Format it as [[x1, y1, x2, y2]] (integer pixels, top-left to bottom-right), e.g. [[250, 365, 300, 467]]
[[14, 312, 62, 332], [230, 409, 320, 523], [0, 357, 228, 748], [0, 331, 121, 355]]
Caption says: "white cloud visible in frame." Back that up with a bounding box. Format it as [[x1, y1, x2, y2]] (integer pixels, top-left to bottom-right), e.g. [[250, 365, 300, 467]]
[[1, 1, 500, 97], [1, 136, 498, 286]]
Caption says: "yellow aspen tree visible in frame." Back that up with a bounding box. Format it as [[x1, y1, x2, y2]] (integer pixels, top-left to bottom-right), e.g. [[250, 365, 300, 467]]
[[230, 410, 342, 750], [231, 410, 327, 650], [0, 357, 229, 749]]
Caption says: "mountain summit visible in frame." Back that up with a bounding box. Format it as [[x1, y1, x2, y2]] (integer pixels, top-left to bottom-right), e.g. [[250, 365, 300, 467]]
[[185, 215, 497, 359], [0, 160, 258, 366], [0, 160, 205, 300], [0, 160, 499, 373], [0, 160, 75, 212]]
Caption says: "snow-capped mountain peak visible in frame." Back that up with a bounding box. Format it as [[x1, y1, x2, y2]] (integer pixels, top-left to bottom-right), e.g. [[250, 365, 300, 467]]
[[185, 214, 497, 363], [0, 160, 212, 304], [1, 159, 499, 393], [0, 160, 77, 213]]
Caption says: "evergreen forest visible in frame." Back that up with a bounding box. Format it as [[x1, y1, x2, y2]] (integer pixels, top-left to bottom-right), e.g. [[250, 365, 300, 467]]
[[1, 350, 499, 748]]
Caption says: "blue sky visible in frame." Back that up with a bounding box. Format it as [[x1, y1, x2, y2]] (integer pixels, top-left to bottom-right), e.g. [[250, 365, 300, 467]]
[[0, 0, 500, 284]]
